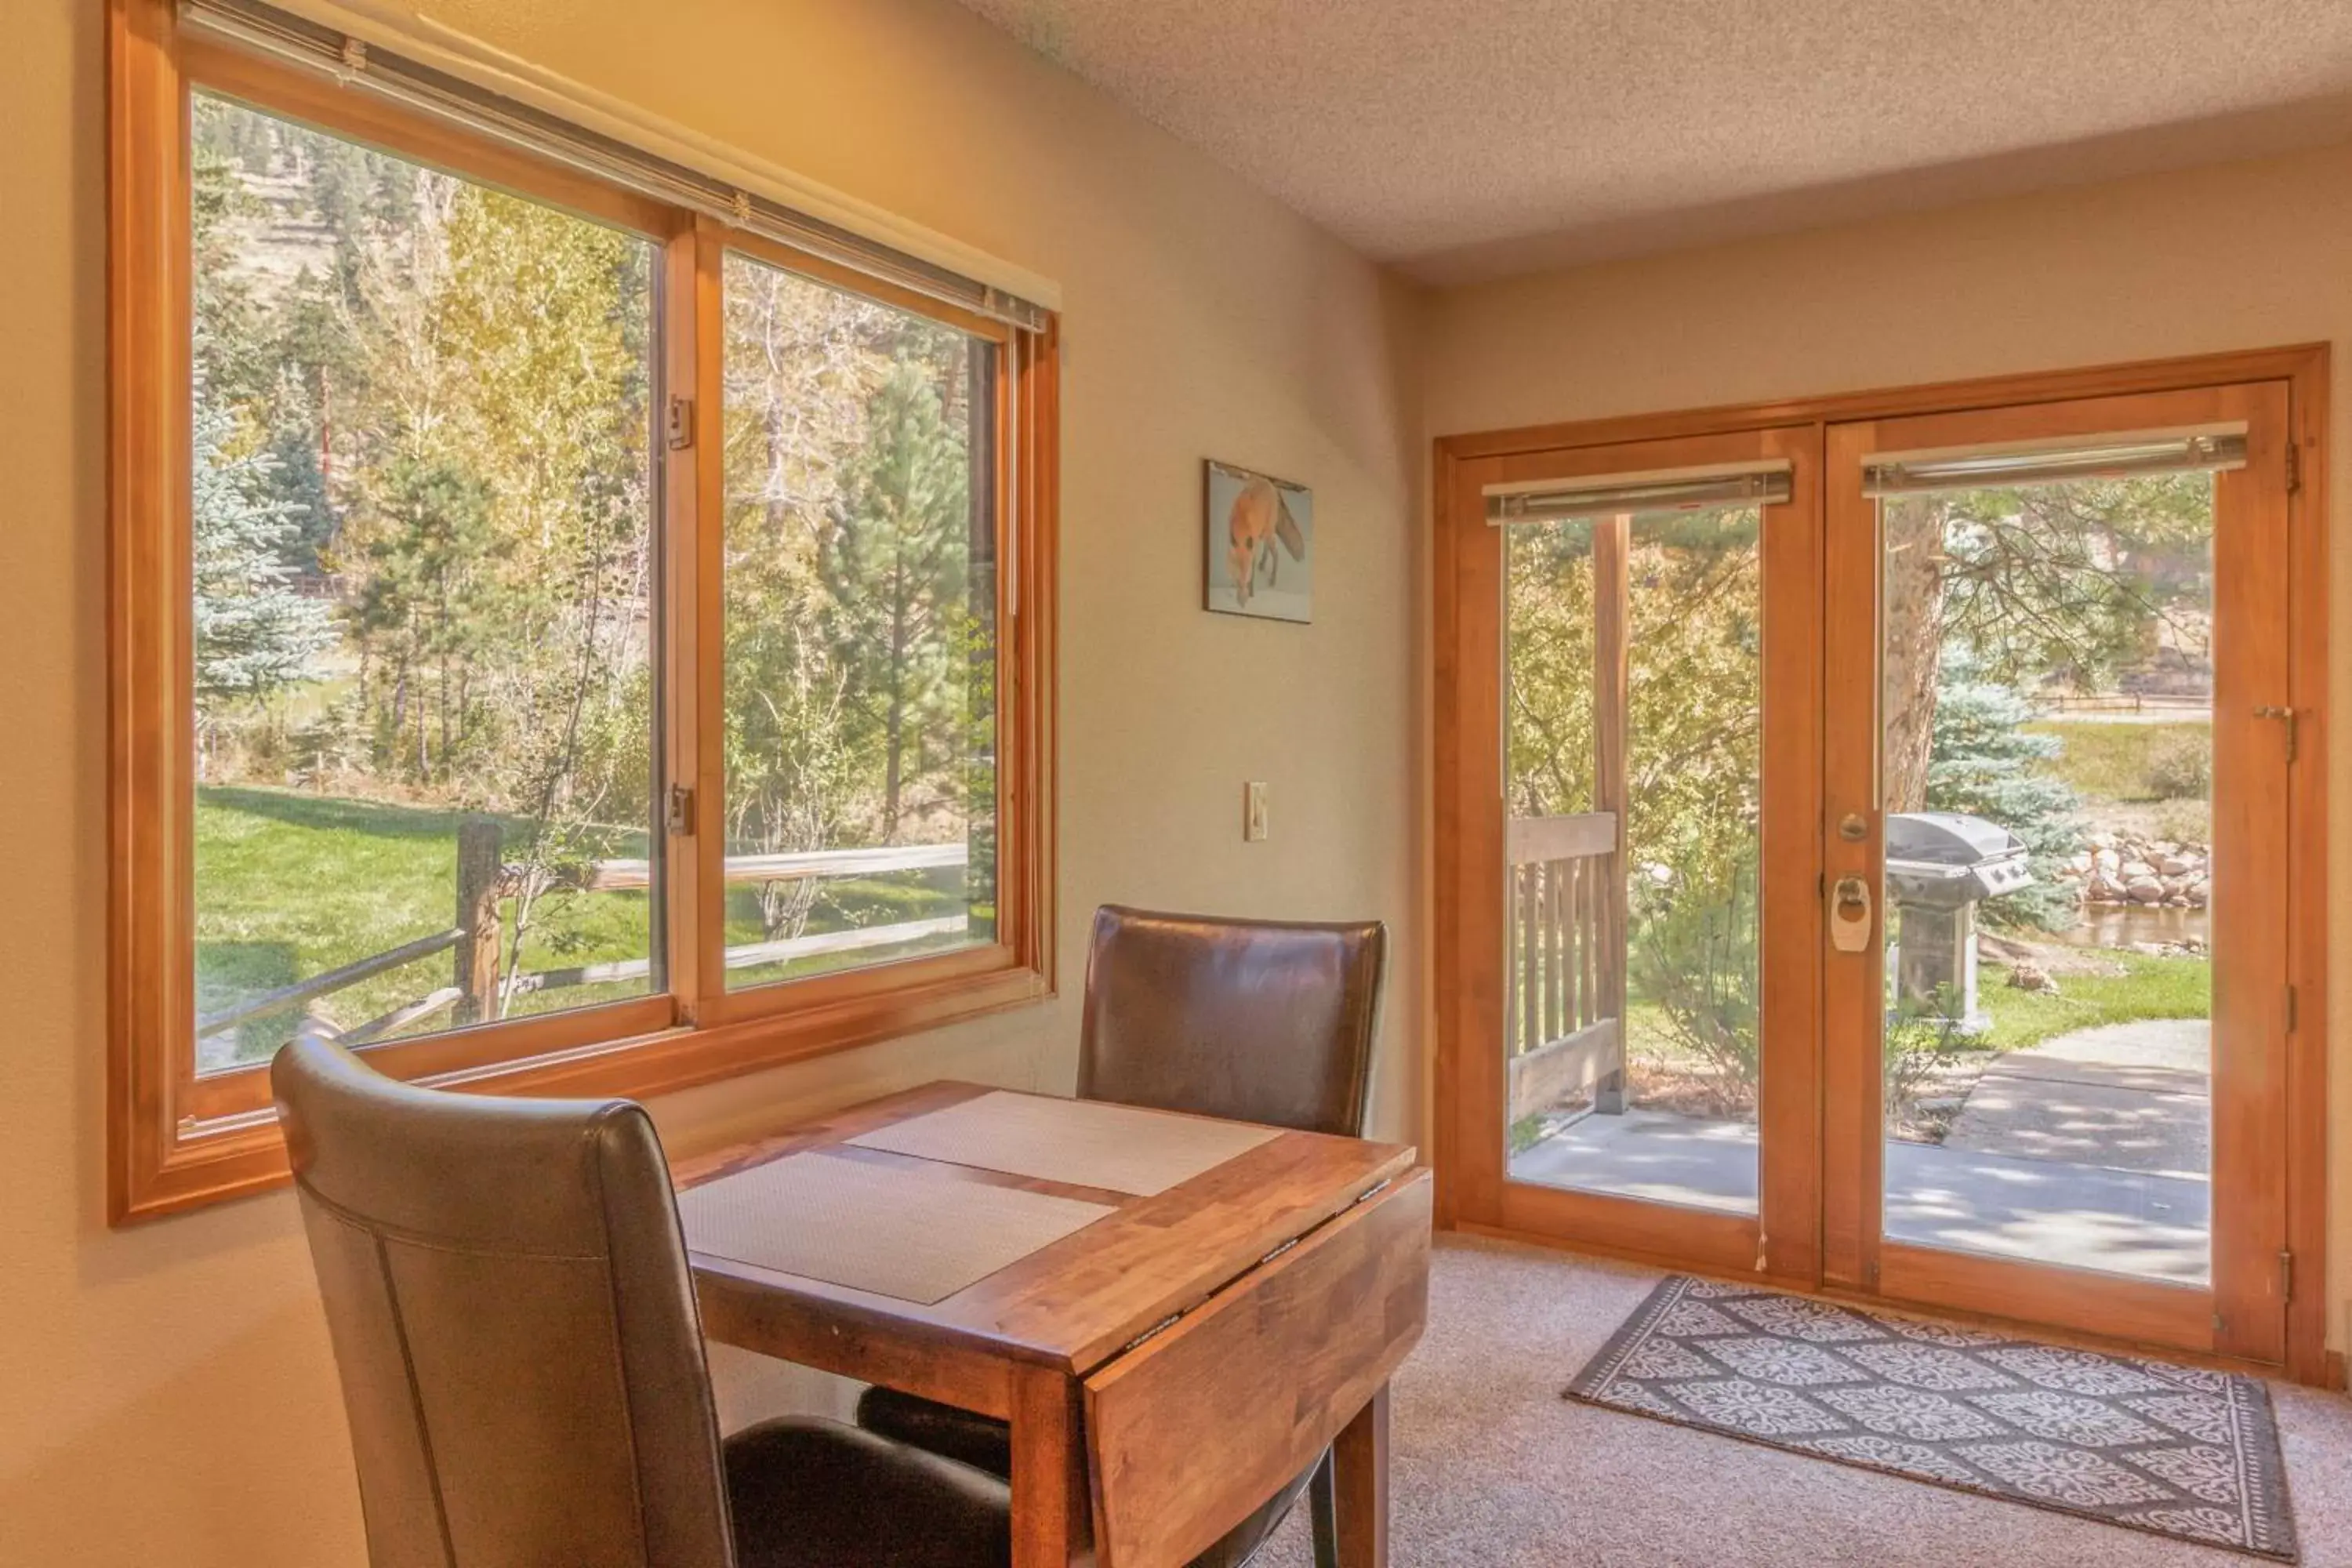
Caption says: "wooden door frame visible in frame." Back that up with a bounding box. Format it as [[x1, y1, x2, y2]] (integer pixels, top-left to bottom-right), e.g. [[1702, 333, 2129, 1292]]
[[1433, 424, 1824, 1287], [1431, 343, 2331, 1385]]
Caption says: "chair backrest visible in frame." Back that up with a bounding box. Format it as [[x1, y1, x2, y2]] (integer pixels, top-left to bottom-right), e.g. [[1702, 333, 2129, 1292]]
[[1076, 905, 1387, 1138], [272, 1036, 735, 1568]]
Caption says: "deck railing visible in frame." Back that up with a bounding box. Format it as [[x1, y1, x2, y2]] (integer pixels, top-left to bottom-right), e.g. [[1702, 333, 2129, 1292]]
[[1504, 811, 1625, 1122]]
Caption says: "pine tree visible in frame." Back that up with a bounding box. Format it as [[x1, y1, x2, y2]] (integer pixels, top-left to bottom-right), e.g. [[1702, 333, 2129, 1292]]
[[822, 358, 973, 840], [191, 362, 334, 759], [1922, 666, 2083, 931]]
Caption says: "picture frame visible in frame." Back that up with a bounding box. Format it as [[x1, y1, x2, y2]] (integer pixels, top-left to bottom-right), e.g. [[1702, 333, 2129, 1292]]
[[1203, 459, 1313, 622]]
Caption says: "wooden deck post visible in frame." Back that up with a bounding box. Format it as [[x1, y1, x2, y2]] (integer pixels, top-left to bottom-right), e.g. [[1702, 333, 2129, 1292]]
[[454, 817, 503, 1026], [1592, 514, 1632, 1113]]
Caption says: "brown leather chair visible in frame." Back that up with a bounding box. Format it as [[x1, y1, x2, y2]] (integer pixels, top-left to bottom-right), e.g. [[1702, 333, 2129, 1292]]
[[859, 905, 1388, 1568], [273, 1034, 1013, 1568]]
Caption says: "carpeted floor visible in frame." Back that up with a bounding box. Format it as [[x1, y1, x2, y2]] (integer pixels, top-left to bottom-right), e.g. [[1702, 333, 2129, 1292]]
[[1247, 1236, 2352, 1566]]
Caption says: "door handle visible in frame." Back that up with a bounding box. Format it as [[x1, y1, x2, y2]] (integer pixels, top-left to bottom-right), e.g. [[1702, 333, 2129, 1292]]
[[1830, 876, 1873, 953]]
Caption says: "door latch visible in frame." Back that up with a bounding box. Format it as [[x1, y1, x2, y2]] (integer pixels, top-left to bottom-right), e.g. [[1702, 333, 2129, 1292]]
[[1830, 875, 1873, 953], [2255, 705, 2297, 764]]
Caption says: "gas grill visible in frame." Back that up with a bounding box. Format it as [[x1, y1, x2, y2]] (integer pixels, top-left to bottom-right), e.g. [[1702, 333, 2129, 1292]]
[[1885, 811, 2034, 1029]]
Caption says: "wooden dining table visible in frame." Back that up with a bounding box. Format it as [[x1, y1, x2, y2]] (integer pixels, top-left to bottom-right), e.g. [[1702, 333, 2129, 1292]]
[[671, 1080, 1431, 1568]]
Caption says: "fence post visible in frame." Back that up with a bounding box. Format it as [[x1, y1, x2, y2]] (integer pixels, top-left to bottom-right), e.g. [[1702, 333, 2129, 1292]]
[[454, 818, 503, 1026]]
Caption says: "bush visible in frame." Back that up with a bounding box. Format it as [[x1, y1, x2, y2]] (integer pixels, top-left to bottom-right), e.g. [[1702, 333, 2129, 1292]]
[[2144, 727, 2212, 800], [1883, 993, 1982, 1131], [1626, 858, 1759, 1113]]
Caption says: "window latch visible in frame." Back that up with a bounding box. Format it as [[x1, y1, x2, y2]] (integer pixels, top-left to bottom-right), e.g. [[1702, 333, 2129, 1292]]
[[666, 394, 695, 452], [666, 783, 695, 837]]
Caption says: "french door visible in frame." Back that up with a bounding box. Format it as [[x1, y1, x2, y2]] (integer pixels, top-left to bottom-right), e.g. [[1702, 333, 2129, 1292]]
[[1436, 360, 2321, 1375], [1436, 425, 1826, 1283], [1822, 383, 2296, 1364]]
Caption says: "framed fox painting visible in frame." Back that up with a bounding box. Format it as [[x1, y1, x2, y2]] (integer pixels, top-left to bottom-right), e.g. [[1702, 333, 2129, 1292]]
[[1204, 459, 1313, 622]]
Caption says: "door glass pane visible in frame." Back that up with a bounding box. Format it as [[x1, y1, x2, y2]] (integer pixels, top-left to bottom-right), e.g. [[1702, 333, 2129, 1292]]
[[191, 91, 660, 1073], [1878, 471, 2214, 1284], [720, 251, 998, 991], [1502, 506, 1763, 1214]]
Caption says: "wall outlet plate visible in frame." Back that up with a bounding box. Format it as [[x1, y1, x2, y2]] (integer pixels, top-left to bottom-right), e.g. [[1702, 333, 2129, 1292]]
[[1244, 781, 1269, 841]]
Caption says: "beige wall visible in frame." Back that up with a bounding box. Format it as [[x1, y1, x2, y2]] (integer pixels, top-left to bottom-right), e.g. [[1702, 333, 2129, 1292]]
[[1428, 140, 2352, 1352], [0, 0, 1425, 1561]]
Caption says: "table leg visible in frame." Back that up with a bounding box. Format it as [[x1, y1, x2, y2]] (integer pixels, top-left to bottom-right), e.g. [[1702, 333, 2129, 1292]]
[[1332, 1382, 1391, 1568], [1011, 1364, 1091, 1567]]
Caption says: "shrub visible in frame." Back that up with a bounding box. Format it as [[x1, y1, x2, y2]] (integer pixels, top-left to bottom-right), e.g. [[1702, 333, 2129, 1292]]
[[1883, 992, 1982, 1131], [1627, 858, 1759, 1114], [2144, 727, 2212, 800]]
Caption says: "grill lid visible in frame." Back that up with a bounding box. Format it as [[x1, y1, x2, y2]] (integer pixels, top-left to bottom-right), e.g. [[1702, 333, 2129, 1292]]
[[1885, 811, 2026, 868]]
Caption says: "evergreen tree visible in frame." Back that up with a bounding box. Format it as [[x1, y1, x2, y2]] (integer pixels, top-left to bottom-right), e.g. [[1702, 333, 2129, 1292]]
[[191, 363, 333, 746], [822, 358, 972, 840], [1922, 665, 2083, 931]]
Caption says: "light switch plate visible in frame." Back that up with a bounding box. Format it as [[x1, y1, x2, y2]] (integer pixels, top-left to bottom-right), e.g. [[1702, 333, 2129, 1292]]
[[1243, 781, 1269, 842]]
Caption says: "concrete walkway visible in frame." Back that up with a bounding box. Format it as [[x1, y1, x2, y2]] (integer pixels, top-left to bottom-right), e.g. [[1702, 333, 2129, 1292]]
[[1507, 1018, 2214, 1285], [1942, 1018, 2209, 1178]]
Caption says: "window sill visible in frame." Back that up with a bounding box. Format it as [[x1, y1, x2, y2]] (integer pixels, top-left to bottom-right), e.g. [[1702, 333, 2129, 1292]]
[[112, 957, 1054, 1223]]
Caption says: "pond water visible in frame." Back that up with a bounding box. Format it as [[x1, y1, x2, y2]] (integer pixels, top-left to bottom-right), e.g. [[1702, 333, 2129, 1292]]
[[2049, 904, 2209, 950]]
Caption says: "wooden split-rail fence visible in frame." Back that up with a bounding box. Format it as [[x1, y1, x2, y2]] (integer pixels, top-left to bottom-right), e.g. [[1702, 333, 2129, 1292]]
[[198, 819, 969, 1054]]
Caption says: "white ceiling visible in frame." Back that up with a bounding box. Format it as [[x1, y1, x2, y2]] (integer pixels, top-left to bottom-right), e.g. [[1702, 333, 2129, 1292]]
[[955, 0, 2352, 284]]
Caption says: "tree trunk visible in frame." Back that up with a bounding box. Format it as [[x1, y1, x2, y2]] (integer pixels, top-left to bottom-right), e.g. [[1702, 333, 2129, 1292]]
[[1882, 496, 1947, 812]]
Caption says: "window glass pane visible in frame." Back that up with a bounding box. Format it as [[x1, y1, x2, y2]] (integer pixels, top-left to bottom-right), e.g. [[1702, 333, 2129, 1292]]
[[1878, 473, 2216, 1285], [191, 92, 661, 1074], [1501, 506, 1764, 1215], [720, 250, 998, 989]]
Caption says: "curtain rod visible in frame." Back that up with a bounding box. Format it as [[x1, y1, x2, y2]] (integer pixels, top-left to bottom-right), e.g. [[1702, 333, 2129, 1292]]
[[1864, 434, 2246, 497], [1485, 463, 1791, 524]]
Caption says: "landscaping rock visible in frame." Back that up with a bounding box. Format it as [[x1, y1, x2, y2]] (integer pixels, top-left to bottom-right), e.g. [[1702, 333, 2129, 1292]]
[[2006, 962, 2059, 994], [2074, 829, 2219, 917]]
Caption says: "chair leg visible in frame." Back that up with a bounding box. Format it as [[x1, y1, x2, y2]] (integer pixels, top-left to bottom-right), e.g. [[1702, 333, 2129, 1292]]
[[1308, 1448, 1339, 1568]]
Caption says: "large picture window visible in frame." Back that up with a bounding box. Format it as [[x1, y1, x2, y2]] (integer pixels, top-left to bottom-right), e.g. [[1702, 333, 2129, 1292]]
[[108, 0, 1058, 1218]]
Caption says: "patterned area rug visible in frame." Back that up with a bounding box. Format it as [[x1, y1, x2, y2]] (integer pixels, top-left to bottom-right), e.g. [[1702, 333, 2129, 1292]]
[[1567, 1276, 2297, 1561]]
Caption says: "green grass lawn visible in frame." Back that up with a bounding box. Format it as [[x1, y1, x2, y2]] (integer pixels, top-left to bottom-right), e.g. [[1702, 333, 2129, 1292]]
[[2025, 720, 2209, 802], [197, 784, 970, 1068], [1973, 953, 2209, 1051], [1611, 950, 2206, 1076]]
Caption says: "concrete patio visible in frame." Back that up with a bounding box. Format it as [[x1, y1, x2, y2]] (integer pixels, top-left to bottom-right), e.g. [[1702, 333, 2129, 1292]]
[[1507, 1018, 2212, 1284]]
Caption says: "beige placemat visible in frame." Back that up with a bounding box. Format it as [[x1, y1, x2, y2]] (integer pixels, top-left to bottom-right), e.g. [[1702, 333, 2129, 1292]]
[[847, 1090, 1280, 1196], [677, 1151, 1113, 1304]]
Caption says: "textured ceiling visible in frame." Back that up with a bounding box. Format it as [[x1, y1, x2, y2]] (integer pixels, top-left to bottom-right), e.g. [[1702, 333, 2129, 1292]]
[[955, 0, 2352, 283]]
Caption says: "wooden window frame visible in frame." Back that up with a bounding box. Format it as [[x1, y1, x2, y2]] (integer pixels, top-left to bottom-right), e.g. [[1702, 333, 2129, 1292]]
[[107, 0, 1059, 1221]]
